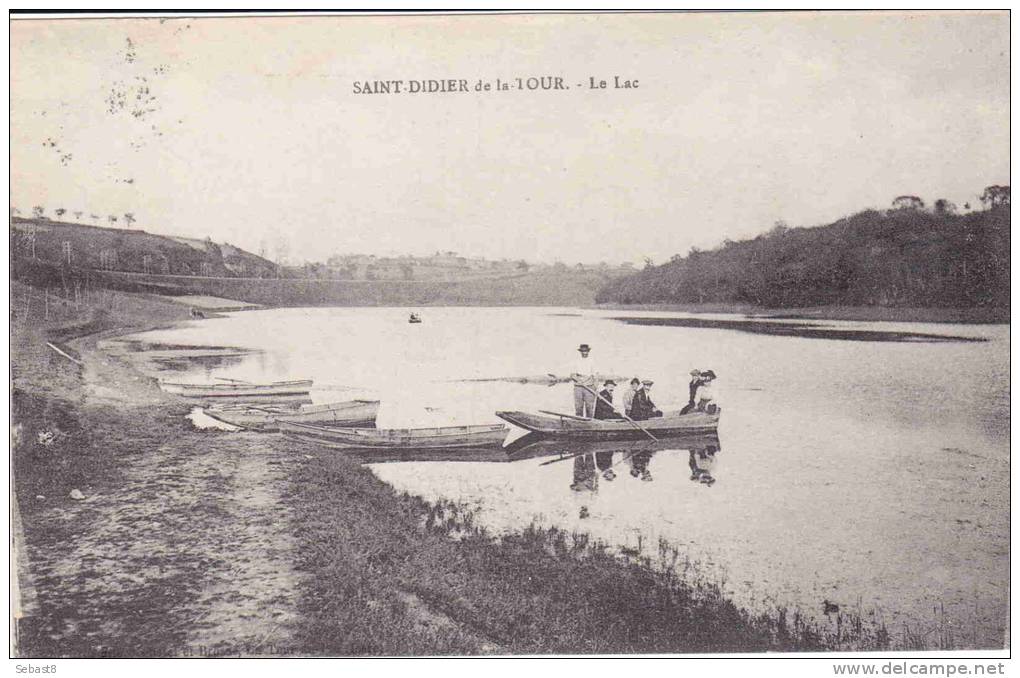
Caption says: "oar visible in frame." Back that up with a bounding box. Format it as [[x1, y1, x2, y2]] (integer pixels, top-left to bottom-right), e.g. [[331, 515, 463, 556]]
[[538, 409, 595, 421], [215, 377, 252, 384], [540, 453, 585, 467], [578, 383, 659, 442]]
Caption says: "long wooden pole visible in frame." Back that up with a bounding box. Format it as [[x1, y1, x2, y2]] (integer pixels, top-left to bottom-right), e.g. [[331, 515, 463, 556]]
[[578, 383, 659, 442]]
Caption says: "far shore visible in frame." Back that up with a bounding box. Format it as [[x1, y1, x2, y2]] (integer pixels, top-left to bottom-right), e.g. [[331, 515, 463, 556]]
[[153, 291, 1009, 325], [591, 303, 1009, 324]]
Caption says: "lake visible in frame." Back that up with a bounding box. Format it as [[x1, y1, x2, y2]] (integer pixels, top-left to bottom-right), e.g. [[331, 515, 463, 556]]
[[119, 306, 1009, 648]]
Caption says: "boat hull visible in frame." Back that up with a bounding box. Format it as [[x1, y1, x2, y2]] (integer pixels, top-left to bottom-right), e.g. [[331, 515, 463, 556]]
[[159, 379, 313, 398], [205, 399, 380, 432], [495, 409, 720, 439], [280, 420, 508, 450]]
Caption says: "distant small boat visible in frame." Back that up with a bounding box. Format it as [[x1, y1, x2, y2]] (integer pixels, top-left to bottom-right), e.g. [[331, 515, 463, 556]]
[[205, 399, 380, 432], [279, 420, 508, 450], [158, 378, 313, 398], [408, 313, 422, 324], [495, 409, 720, 440]]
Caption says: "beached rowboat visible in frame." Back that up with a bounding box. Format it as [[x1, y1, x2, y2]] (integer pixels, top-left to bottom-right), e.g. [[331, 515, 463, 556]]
[[495, 409, 720, 440], [158, 379, 313, 398], [279, 420, 508, 450], [204, 399, 380, 432]]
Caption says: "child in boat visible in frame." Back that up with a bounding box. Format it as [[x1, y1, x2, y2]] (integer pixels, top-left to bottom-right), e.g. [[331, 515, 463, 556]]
[[622, 377, 641, 417]]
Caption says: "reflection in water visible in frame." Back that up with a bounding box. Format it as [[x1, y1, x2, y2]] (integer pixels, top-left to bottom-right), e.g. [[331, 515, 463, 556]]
[[689, 444, 719, 486], [152, 353, 249, 373], [533, 436, 721, 518]]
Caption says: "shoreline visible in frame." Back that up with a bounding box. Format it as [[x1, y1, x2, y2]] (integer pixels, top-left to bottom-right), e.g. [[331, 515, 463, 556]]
[[10, 282, 910, 655], [591, 303, 1009, 324], [152, 293, 1009, 325]]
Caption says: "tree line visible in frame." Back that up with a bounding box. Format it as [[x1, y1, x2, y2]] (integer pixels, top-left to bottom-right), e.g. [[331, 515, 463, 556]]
[[596, 188, 1009, 309]]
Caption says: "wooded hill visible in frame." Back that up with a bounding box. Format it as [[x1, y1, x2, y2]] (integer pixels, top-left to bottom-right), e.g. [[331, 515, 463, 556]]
[[9, 217, 278, 279], [596, 201, 1009, 310]]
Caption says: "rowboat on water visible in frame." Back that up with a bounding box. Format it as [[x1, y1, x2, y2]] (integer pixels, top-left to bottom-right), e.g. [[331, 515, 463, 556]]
[[494, 409, 720, 440], [279, 420, 509, 450], [204, 399, 380, 432], [158, 379, 313, 398]]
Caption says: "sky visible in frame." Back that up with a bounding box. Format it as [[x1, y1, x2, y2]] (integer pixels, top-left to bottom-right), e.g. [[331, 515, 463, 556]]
[[10, 11, 1010, 265]]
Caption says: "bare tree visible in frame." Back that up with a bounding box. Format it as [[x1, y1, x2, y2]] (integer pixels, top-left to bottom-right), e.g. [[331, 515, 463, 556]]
[[274, 237, 290, 266], [124, 213, 136, 229]]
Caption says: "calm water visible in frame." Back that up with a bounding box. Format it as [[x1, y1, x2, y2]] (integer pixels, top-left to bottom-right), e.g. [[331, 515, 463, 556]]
[[122, 307, 1009, 647]]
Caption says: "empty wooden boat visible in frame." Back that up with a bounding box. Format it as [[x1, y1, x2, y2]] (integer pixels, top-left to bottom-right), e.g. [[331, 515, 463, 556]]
[[205, 399, 380, 432], [158, 378, 313, 398], [495, 409, 720, 440], [280, 420, 508, 450]]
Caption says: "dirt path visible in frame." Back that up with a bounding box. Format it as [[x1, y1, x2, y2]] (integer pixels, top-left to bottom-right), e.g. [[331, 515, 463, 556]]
[[15, 327, 306, 657]]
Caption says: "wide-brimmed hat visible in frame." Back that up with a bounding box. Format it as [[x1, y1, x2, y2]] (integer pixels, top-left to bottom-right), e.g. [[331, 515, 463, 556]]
[[702, 370, 717, 380], [630, 377, 641, 385], [577, 344, 591, 352], [604, 379, 617, 387], [641, 379, 654, 386], [690, 369, 702, 377]]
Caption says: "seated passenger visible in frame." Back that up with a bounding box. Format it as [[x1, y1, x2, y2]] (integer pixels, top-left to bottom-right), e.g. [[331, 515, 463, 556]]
[[630, 380, 663, 421], [622, 377, 641, 417], [695, 370, 718, 413], [680, 369, 703, 415], [593, 380, 623, 420]]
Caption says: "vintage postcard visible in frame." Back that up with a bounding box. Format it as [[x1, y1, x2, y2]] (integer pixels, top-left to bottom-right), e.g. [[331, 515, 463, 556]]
[[8, 10, 1010, 665]]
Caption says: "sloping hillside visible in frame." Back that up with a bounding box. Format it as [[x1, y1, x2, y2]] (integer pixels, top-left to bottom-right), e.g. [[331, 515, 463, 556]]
[[9, 218, 276, 278], [597, 206, 1009, 310]]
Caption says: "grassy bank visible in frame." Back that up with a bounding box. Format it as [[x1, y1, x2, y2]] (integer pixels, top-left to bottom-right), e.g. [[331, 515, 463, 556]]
[[593, 302, 1009, 324], [12, 283, 890, 656], [285, 451, 895, 654]]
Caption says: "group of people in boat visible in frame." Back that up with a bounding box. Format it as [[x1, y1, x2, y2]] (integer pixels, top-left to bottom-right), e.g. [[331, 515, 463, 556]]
[[569, 342, 718, 421]]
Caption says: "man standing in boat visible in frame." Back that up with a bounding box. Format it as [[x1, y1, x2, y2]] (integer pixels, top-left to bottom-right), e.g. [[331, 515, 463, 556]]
[[570, 343, 598, 417]]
